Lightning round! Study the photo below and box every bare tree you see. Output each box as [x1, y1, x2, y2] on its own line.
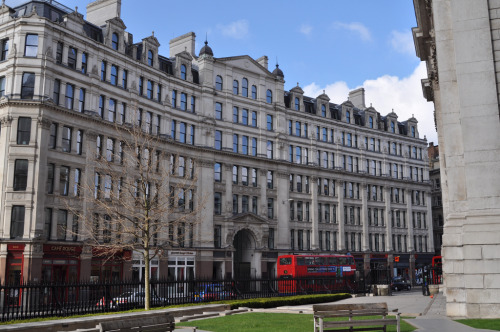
[71, 119, 204, 310]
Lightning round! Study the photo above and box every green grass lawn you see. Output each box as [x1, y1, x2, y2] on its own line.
[457, 319, 500, 331]
[177, 313, 417, 332]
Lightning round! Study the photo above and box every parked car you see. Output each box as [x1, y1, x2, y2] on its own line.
[97, 291, 167, 309]
[192, 283, 236, 302]
[391, 277, 411, 291]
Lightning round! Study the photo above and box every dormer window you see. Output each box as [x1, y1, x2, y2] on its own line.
[346, 110, 350, 123]
[295, 97, 300, 111]
[321, 105, 326, 117]
[148, 50, 154, 66]
[181, 64, 187, 80]
[411, 126, 415, 137]
[369, 116, 373, 128]
[266, 89, 273, 103]
[215, 75, 223, 90]
[233, 80, 239, 95]
[242, 78, 248, 97]
[390, 121, 395, 133]
[112, 33, 119, 50]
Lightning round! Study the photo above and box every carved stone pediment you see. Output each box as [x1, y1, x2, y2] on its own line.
[229, 212, 268, 224]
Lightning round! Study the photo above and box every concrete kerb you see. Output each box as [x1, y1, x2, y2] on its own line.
[0, 304, 228, 332]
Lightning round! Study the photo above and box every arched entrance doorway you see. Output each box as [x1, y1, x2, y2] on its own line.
[233, 229, 256, 279]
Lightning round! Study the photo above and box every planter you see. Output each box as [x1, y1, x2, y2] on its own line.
[429, 285, 439, 295]
[377, 284, 390, 296]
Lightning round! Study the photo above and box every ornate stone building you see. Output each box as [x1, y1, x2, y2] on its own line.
[0, 0, 432, 286]
[414, 0, 500, 318]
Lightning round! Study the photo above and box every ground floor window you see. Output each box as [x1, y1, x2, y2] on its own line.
[91, 260, 121, 282]
[132, 257, 159, 281]
[167, 256, 195, 281]
[42, 258, 78, 283]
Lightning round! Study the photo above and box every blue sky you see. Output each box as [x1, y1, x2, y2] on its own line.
[8, 0, 437, 143]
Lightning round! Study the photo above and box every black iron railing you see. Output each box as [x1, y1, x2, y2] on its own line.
[0, 276, 367, 322]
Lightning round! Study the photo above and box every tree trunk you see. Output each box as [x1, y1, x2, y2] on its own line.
[144, 248, 150, 310]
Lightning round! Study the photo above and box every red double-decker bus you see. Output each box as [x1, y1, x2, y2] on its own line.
[277, 254, 356, 294]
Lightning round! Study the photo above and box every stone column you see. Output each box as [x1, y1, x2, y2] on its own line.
[311, 176, 318, 250]
[406, 190, 415, 252]
[197, 160, 215, 247]
[259, 170, 267, 219]
[276, 172, 290, 248]
[361, 184, 369, 251]
[336, 180, 345, 250]
[224, 164, 233, 217]
[384, 187, 393, 251]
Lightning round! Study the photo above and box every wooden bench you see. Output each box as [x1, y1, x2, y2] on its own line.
[98, 315, 176, 332]
[62, 314, 198, 332]
[313, 303, 400, 332]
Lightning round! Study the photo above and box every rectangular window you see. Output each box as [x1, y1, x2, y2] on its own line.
[67, 47, 77, 69]
[251, 111, 257, 127]
[241, 167, 248, 186]
[233, 134, 238, 153]
[47, 163, 55, 194]
[267, 170, 273, 189]
[242, 109, 248, 125]
[78, 88, 85, 112]
[215, 102, 222, 120]
[24, 34, 38, 57]
[101, 61, 107, 81]
[267, 140, 273, 159]
[122, 69, 128, 88]
[98, 95, 105, 118]
[10, 206, 25, 239]
[17, 117, 31, 145]
[147, 80, 154, 99]
[214, 192, 222, 215]
[251, 138, 257, 156]
[56, 42, 63, 64]
[214, 225, 221, 248]
[267, 198, 274, 219]
[118, 103, 126, 124]
[44, 208, 52, 240]
[76, 130, 83, 155]
[252, 196, 258, 214]
[74, 168, 81, 196]
[61, 126, 72, 152]
[233, 106, 239, 123]
[13, 159, 28, 191]
[232, 194, 238, 214]
[108, 99, 116, 122]
[190, 95, 195, 112]
[1, 38, 9, 61]
[21, 72, 35, 99]
[65, 84, 74, 109]
[266, 114, 273, 131]
[57, 209, 67, 240]
[268, 228, 274, 249]
[81, 52, 87, 74]
[53, 79, 60, 105]
[242, 136, 248, 155]
[60, 166, 70, 196]
[106, 138, 114, 162]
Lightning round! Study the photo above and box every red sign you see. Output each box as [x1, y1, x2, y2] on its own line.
[7, 244, 25, 251]
[43, 245, 82, 255]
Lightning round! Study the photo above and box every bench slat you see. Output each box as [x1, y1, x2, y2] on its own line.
[314, 310, 388, 318]
[313, 303, 388, 311]
[323, 318, 398, 327]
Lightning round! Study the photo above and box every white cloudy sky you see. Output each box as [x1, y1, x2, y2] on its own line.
[5, 0, 437, 143]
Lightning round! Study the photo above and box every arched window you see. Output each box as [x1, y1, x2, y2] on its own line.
[180, 64, 186, 80]
[147, 50, 154, 66]
[251, 85, 257, 99]
[321, 104, 326, 117]
[266, 89, 272, 103]
[295, 97, 300, 110]
[112, 33, 119, 50]
[346, 110, 350, 123]
[215, 75, 223, 91]
[242, 78, 248, 97]
[411, 126, 415, 137]
[233, 80, 239, 95]
[390, 121, 395, 133]
[369, 116, 373, 128]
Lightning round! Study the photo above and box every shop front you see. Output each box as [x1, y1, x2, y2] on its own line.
[41, 245, 81, 283]
[5, 244, 25, 307]
[167, 251, 195, 298]
[131, 251, 159, 281]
